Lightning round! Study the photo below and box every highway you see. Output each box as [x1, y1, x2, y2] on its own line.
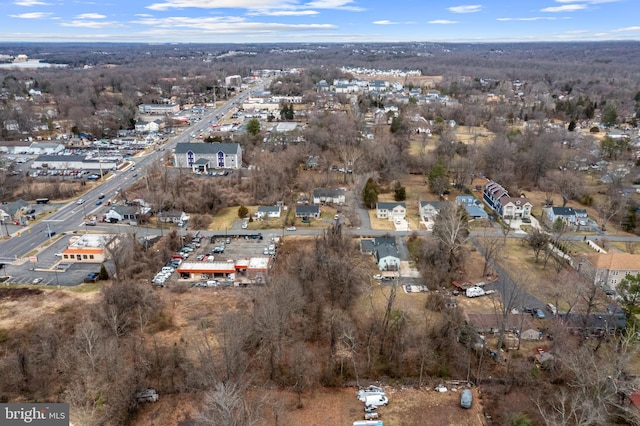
[0, 79, 267, 263]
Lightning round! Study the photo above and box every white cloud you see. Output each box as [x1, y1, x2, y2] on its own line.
[373, 20, 397, 25]
[429, 19, 459, 24]
[497, 16, 564, 21]
[132, 16, 336, 34]
[248, 10, 319, 16]
[448, 5, 482, 13]
[75, 13, 106, 19]
[147, 0, 297, 12]
[61, 20, 126, 28]
[555, 0, 620, 3]
[14, 0, 50, 5]
[146, 0, 363, 13]
[303, 0, 363, 11]
[541, 4, 587, 12]
[9, 12, 53, 18]
[612, 26, 640, 32]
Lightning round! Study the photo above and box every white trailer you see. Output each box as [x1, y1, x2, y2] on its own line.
[466, 286, 486, 298]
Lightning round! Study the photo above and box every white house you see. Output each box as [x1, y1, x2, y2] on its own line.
[295, 205, 320, 218]
[376, 202, 406, 221]
[419, 200, 444, 230]
[256, 205, 281, 219]
[313, 188, 346, 205]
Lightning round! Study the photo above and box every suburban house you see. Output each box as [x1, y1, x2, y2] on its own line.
[173, 142, 242, 171]
[419, 200, 444, 230]
[256, 205, 281, 219]
[360, 237, 400, 271]
[59, 234, 116, 263]
[483, 180, 532, 221]
[313, 188, 346, 205]
[455, 196, 489, 220]
[376, 202, 406, 221]
[575, 209, 589, 226]
[583, 253, 640, 292]
[295, 205, 321, 219]
[157, 210, 187, 224]
[544, 206, 590, 228]
[105, 205, 150, 222]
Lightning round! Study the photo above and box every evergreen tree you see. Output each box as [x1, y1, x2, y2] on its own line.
[246, 118, 261, 136]
[363, 178, 379, 209]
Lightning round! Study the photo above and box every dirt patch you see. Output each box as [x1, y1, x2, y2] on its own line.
[0, 287, 43, 300]
[0, 287, 99, 331]
[133, 386, 487, 426]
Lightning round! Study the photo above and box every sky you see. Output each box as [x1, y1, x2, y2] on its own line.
[2, 0, 640, 44]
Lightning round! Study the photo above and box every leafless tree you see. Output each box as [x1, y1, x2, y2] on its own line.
[432, 203, 470, 275]
[194, 381, 262, 426]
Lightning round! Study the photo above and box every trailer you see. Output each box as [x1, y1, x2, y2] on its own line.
[466, 286, 486, 298]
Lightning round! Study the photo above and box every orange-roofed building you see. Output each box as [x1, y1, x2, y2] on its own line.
[60, 234, 116, 263]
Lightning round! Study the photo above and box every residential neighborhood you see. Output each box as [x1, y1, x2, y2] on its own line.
[1, 41, 640, 426]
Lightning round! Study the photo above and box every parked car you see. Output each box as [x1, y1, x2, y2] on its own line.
[286, 226, 297, 231]
[535, 308, 546, 319]
[32, 277, 43, 284]
[84, 272, 99, 283]
[373, 274, 383, 280]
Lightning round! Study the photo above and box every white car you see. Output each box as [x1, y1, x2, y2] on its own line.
[373, 274, 383, 280]
[76, 198, 85, 205]
[286, 226, 296, 231]
[32, 277, 43, 284]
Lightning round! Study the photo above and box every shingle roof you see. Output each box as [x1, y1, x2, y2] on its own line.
[588, 253, 640, 271]
[314, 188, 345, 198]
[174, 142, 239, 155]
[376, 202, 406, 210]
[551, 207, 575, 216]
[296, 205, 320, 214]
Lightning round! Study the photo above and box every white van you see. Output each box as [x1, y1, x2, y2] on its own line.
[363, 394, 388, 407]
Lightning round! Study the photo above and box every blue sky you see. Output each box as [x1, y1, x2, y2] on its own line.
[3, 0, 640, 43]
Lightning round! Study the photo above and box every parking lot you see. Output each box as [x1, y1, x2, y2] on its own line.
[153, 233, 277, 287]
[2, 234, 103, 286]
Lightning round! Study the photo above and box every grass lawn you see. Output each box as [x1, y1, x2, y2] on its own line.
[207, 206, 240, 230]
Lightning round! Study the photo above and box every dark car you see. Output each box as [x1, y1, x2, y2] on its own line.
[84, 272, 99, 283]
